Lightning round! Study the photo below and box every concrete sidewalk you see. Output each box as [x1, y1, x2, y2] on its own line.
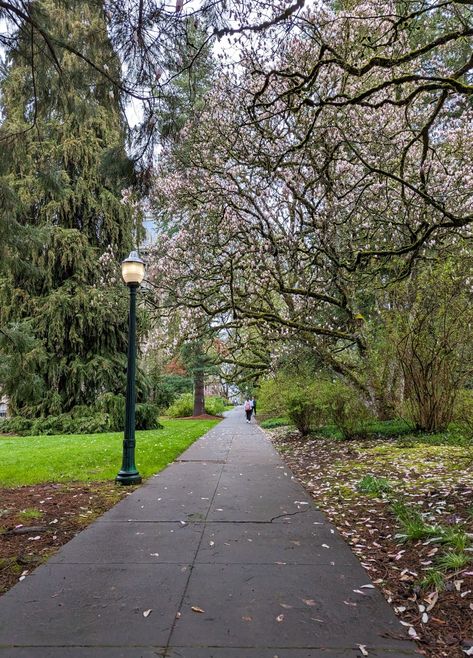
[0, 408, 418, 657]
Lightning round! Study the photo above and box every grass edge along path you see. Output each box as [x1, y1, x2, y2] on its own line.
[0, 418, 220, 487]
[0, 418, 219, 596]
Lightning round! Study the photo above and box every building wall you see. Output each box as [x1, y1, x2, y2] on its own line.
[0, 395, 9, 418]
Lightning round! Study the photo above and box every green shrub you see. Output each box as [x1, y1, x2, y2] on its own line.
[0, 400, 162, 436]
[150, 374, 193, 409]
[135, 403, 162, 430]
[286, 389, 327, 435]
[167, 393, 226, 418]
[258, 376, 295, 418]
[259, 374, 373, 437]
[0, 412, 111, 436]
[167, 393, 194, 418]
[96, 393, 125, 431]
[205, 396, 226, 415]
[28, 412, 111, 435]
[0, 416, 34, 435]
[64, 413, 111, 434]
[323, 380, 373, 440]
[454, 389, 473, 438]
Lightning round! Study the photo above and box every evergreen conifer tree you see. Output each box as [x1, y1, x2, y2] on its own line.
[0, 0, 142, 417]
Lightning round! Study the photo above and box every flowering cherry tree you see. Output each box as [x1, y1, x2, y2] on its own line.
[148, 0, 472, 412]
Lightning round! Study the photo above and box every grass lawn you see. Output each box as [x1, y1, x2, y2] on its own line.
[0, 418, 220, 487]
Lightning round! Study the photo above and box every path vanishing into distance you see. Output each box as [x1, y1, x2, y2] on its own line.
[0, 408, 419, 657]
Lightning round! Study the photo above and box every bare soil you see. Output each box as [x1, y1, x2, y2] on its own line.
[180, 414, 223, 420]
[0, 482, 129, 596]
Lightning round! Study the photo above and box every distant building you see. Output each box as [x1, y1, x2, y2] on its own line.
[140, 214, 157, 258]
[0, 395, 8, 418]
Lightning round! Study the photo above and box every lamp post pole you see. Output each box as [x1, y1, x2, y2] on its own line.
[116, 252, 144, 486]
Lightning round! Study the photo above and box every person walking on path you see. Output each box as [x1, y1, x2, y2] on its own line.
[251, 397, 257, 416]
[244, 397, 252, 422]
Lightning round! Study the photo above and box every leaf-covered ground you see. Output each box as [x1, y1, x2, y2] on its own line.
[267, 427, 473, 658]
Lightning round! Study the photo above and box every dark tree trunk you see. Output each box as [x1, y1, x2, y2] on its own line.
[193, 371, 205, 416]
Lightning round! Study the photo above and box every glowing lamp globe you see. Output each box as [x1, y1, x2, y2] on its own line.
[121, 251, 145, 285]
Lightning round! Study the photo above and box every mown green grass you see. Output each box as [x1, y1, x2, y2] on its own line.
[0, 419, 219, 487]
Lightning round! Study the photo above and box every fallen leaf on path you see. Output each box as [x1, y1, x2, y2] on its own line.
[143, 609, 152, 618]
[302, 599, 316, 606]
[276, 614, 284, 622]
[191, 606, 205, 613]
[357, 645, 369, 656]
[242, 616, 252, 622]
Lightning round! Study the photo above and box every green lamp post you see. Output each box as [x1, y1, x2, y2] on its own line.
[116, 251, 145, 486]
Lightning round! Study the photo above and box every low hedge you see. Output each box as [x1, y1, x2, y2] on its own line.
[167, 393, 227, 418]
[0, 398, 163, 436]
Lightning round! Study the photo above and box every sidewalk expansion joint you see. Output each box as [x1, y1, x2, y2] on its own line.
[163, 645, 418, 654]
[174, 459, 226, 464]
[103, 512, 310, 525]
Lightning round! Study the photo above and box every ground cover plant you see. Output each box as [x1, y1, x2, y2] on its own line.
[0, 418, 219, 595]
[265, 422, 473, 658]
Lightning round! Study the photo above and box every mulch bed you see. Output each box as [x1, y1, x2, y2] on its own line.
[266, 428, 473, 658]
[177, 414, 223, 420]
[0, 482, 129, 596]
[189, 414, 223, 420]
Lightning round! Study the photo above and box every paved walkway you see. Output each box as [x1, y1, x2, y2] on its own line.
[0, 408, 418, 657]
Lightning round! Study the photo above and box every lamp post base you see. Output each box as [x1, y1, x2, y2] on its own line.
[115, 471, 142, 486]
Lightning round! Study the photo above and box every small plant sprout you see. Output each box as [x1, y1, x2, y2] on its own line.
[436, 552, 471, 572]
[357, 475, 393, 496]
[419, 569, 445, 591]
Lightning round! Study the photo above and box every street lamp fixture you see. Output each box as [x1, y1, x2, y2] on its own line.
[116, 251, 145, 486]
